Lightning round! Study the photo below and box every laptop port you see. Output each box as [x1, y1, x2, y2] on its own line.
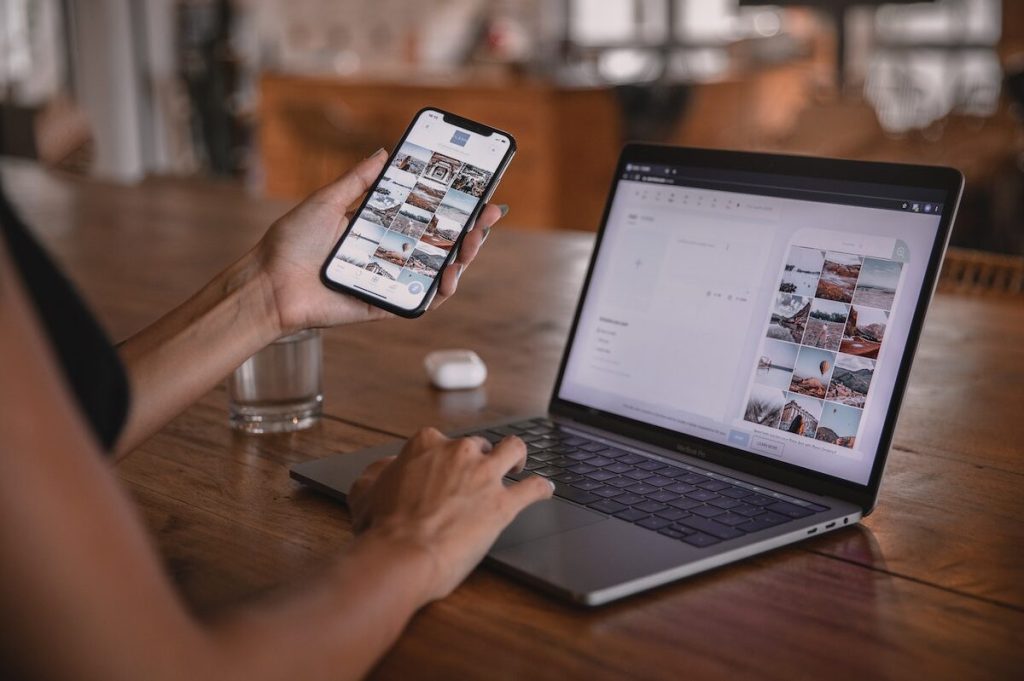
[826, 522, 836, 529]
[807, 528, 818, 535]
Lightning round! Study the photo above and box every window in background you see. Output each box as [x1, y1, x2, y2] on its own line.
[671, 0, 738, 81]
[563, 0, 790, 84]
[253, 0, 506, 76]
[569, 0, 670, 46]
[864, 0, 1002, 133]
[0, 0, 64, 104]
[675, 0, 737, 42]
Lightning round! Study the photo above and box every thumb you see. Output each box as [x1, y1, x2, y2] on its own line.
[313, 148, 389, 210]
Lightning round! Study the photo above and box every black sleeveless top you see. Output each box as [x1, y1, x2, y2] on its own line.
[0, 181, 129, 451]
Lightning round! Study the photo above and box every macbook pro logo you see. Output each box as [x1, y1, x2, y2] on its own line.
[451, 130, 470, 147]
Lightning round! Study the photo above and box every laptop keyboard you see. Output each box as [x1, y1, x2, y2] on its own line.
[471, 418, 828, 549]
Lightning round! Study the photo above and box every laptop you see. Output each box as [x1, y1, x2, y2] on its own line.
[292, 145, 963, 606]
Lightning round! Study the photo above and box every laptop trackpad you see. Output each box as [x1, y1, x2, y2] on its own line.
[491, 498, 606, 551]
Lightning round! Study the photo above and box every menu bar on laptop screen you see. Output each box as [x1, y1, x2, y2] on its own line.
[557, 163, 946, 485]
[623, 162, 946, 216]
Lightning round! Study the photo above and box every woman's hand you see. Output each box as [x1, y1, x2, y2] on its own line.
[346, 428, 554, 604]
[255, 149, 505, 335]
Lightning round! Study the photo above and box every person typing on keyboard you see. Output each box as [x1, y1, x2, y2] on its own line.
[0, 154, 552, 681]
[472, 419, 819, 548]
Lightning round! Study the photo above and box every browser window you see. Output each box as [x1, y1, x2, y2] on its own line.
[558, 164, 946, 485]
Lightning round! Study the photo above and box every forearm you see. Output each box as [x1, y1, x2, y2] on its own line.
[3, 242, 435, 681]
[208, 531, 434, 681]
[111, 150, 498, 457]
[114, 248, 282, 456]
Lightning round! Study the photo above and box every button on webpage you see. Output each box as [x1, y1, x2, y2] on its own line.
[728, 430, 750, 447]
[750, 436, 785, 457]
[407, 281, 424, 295]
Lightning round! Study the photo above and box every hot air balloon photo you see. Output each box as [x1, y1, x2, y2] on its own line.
[789, 346, 837, 399]
[368, 230, 420, 280]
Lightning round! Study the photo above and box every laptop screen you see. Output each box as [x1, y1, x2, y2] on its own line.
[557, 161, 948, 486]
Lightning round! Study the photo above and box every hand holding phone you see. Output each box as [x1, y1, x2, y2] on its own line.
[321, 108, 516, 318]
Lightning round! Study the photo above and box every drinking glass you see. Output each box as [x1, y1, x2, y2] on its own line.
[228, 329, 323, 433]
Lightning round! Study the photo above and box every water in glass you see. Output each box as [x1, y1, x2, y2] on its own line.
[228, 329, 323, 433]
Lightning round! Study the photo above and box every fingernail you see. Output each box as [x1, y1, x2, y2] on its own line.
[482, 226, 491, 243]
[368, 147, 387, 160]
[497, 204, 510, 217]
[456, 264, 465, 281]
[546, 479, 556, 492]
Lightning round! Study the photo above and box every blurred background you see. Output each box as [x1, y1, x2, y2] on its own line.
[1, 0, 1022, 256]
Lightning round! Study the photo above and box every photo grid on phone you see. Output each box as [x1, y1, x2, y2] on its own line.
[334, 141, 494, 294]
[742, 244, 903, 450]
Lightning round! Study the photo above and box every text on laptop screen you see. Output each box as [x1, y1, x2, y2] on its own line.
[557, 163, 946, 485]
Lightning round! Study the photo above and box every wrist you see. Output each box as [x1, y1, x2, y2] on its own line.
[349, 524, 441, 609]
[227, 247, 288, 340]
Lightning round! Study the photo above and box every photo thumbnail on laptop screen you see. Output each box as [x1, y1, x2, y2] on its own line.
[558, 163, 946, 485]
[325, 110, 511, 310]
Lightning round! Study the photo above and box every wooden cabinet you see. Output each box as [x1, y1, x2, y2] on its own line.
[258, 74, 622, 230]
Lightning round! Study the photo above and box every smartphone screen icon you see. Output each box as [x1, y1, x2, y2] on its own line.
[321, 108, 515, 317]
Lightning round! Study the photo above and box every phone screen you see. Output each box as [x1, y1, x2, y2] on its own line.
[323, 109, 513, 312]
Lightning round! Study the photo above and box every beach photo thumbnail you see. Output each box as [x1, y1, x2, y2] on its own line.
[778, 392, 823, 438]
[779, 246, 825, 297]
[362, 177, 411, 226]
[755, 338, 799, 390]
[853, 257, 902, 310]
[350, 217, 386, 241]
[451, 164, 493, 198]
[803, 298, 850, 351]
[424, 151, 463, 185]
[839, 304, 888, 359]
[766, 292, 809, 344]
[826, 353, 875, 408]
[743, 384, 786, 429]
[392, 142, 431, 176]
[815, 403, 862, 449]
[816, 251, 862, 303]
[384, 164, 417, 189]
[789, 345, 836, 399]
[436, 187, 477, 224]
[334, 218, 385, 268]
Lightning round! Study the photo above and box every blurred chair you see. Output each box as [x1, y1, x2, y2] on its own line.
[0, 95, 93, 172]
[276, 101, 387, 192]
[613, 83, 691, 142]
[938, 247, 1024, 295]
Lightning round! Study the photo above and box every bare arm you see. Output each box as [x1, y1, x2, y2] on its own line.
[114, 149, 502, 457]
[113, 244, 280, 458]
[0, 238, 549, 681]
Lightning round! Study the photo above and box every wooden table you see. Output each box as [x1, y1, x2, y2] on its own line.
[4, 160, 1022, 679]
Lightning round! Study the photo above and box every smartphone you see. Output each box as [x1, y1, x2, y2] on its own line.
[320, 108, 516, 318]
